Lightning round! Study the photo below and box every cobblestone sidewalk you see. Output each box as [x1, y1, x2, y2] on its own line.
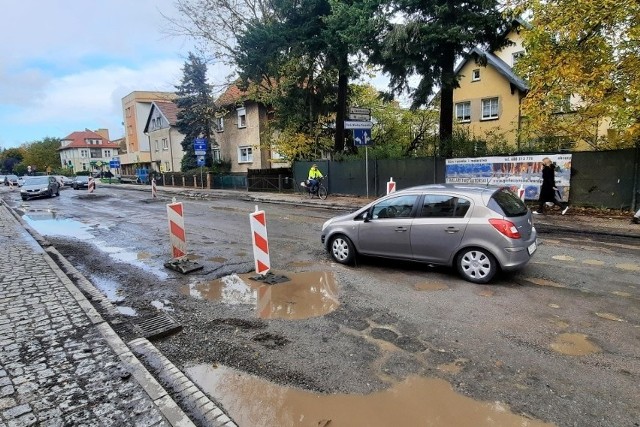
[0, 203, 194, 427]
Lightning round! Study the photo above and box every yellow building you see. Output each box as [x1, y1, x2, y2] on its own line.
[453, 20, 614, 152]
[452, 22, 529, 151]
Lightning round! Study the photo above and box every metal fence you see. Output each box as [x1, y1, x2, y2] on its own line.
[293, 148, 640, 211]
[156, 148, 640, 211]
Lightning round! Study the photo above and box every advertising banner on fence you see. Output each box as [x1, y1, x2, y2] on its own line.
[445, 154, 572, 201]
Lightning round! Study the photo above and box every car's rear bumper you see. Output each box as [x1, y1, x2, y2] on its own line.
[498, 232, 538, 271]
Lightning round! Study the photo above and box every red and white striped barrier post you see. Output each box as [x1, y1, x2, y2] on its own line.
[167, 201, 187, 258]
[249, 205, 270, 275]
[88, 177, 95, 193]
[518, 184, 525, 201]
[151, 178, 157, 198]
[386, 177, 396, 195]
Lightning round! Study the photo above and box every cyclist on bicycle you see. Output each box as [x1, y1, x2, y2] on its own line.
[307, 164, 324, 194]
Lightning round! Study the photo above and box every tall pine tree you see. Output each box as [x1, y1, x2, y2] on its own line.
[175, 53, 215, 171]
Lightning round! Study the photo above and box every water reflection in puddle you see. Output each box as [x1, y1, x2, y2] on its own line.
[180, 271, 339, 320]
[91, 275, 125, 303]
[21, 211, 168, 278]
[23, 211, 94, 240]
[186, 364, 554, 427]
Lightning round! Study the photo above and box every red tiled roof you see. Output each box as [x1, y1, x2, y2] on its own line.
[153, 101, 179, 125]
[59, 130, 120, 150]
[215, 84, 250, 107]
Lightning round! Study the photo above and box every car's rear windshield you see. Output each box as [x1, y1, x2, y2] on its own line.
[488, 188, 528, 217]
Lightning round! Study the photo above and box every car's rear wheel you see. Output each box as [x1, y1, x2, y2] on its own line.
[329, 234, 355, 265]
[456, 247, 497, 284]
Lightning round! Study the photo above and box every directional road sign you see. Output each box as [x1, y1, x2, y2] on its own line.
[349, 107, 371, 115]
[344, 120, 373, 130]
[353, 129, 373, 146]
[193, 138, 207, 156]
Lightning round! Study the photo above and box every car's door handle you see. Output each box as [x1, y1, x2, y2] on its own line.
[445, 227, 460, 233]
[395, 227, 408, 232]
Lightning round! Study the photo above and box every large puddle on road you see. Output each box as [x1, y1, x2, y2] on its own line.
[180, 271, 339, 320]
[21, 210, 168, 278]
[22, 210, 95, 240]
[185, 364, 554, 427]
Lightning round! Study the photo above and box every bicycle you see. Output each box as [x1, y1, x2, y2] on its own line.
[300, 176, 328, 200]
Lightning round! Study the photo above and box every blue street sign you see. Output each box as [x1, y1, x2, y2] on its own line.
[353, 129, 373, 146]
[194, 138, 207, 155]
[109, 159, 120, 168]
[196, 155, 205, 166]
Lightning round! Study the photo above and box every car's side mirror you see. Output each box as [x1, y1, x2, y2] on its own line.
[362, 211, 370, 222]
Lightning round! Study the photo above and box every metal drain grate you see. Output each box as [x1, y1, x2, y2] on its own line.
[132, 313, 182, 339]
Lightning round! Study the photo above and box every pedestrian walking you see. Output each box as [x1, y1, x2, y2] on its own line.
[533, 157, 569, 215]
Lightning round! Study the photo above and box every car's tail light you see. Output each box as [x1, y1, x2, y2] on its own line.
[488, 218, 521, 239]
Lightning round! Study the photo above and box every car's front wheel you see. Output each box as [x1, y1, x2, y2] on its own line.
[329, 234, 355, 265]
[456, 247, 497, 284]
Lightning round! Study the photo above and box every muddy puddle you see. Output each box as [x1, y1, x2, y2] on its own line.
[180, 271, 339, 320]
[550, 333, 601, 356]
[186, 364, 554, 427]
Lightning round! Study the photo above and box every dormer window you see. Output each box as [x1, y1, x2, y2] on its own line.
[215, 116, 224, 132]
[472, 69, 481, 81]
[512, 51, 525, 66]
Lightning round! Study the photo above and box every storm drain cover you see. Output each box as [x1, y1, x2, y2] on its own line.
[249, 272, 290, 285]
[164, 258, 204, 274]
[132, 313, 182, 339]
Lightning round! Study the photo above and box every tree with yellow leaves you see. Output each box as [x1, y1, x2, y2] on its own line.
[509, 0, 640, 149]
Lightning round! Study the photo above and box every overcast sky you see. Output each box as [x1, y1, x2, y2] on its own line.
[0, 0, 399, 150]
[0, 0, 232, 149]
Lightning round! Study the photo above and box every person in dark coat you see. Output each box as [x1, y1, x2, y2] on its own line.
[534, 157, 569, 215]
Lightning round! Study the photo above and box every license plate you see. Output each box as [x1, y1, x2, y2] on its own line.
[527, 241, 537, 255]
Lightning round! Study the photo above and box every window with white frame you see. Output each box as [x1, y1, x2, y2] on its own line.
[164, 161, 171, 172]
[238, 146, 253, 163]
[455, 102, 471, 122]
[212, 148, 221, 163]
[80, 150, 88, 158]
[237, 107, 246, 128]
[472, 69, 481, 81]
[162, 138, 169, 150]
[553, 95, 572, 113]
[154, 140, 159, 152]
[215, 116, 224, 132]
[481, 97, 499, 120]
[104, 150, 111, 158]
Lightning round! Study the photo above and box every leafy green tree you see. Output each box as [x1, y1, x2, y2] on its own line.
[235, 0, 380, 154]
[21, 137, 62, 173]
[0, 148, 24, 173]
[509, 0, 640, 149]
[347, 84, 439, 159]
[175, 53, 216, 171]
[367, 0, 511, 156]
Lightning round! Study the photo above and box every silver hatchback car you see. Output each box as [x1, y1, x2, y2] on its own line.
[321, 184, 538, 284]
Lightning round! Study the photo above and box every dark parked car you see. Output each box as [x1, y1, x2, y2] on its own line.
[20, 176, 60, 201]
[72, 176, 91, 190]
[321, 184, 538, 284]
[4, 174, 19, 186]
